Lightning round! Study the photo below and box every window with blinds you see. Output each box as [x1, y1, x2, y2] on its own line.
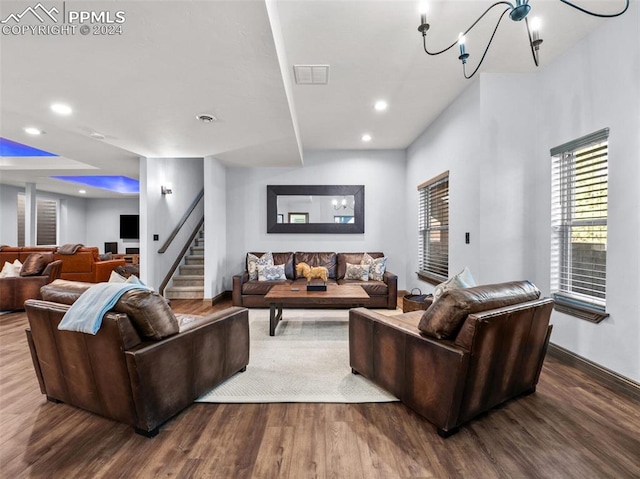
[418, 171, 449, 283]
[16, 194, 58, 246]
[550, 128, 609, 321]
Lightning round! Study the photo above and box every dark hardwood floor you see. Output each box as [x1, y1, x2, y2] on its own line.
[1, 299, 638, 478]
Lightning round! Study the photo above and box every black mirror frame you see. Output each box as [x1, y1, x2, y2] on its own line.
[267, 185, 365, 234]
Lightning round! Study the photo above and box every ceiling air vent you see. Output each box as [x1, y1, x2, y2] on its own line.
[293, 65, 329, 85]
[196, 113, 217, 123]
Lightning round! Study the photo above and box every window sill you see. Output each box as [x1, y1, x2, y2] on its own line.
[416, 271, 446, 286]
[553, 299, 609, 323]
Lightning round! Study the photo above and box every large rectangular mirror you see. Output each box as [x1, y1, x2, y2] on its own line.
[267, 185, 365, 234]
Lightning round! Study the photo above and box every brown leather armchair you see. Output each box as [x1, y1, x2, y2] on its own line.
[349, 281, 553, 437]
[25, 280, 250, 436]
[0, 254, 62, 311]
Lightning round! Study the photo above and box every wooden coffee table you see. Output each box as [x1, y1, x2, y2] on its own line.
[264, 283, 370, 336]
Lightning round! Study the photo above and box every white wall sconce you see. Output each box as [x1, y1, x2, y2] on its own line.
[161, 183, 173, 195]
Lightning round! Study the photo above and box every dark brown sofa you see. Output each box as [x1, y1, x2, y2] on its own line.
[0, 253, 62, 311]
[349, 281, 553, 437]
[232, 252, 397, 309]
[25, 280, 250, 437]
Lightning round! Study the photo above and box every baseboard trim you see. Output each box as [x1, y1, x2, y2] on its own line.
[547, 343, 640, 401]
[211, 290, 231, 306]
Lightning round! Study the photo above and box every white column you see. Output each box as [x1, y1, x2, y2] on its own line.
[204, 156, 226, 300]
[25, 182, 37, 246]
[139, 157, 150, 285]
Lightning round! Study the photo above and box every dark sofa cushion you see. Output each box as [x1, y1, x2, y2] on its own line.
[418, 281, 541, 339]
[294, 252, 337, 279]
[41, 279, 93, 304]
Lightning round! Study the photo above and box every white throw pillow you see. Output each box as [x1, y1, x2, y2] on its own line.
[109, 270, 127, 283]
[345, 262, 370, 281]
[257, 263, 286, 281]
[247, 252, 274, 281]
[361, 253, 387, 281]
[433, 266, 476, 300]
[0, 261, 19, 278]
[0, 260, 22, 278]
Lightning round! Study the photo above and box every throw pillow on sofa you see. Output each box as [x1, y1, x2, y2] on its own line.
[257, 263, 286, 281]
[109, 270, 127, 283]
[247, 252, 274, 281]
[115, 289, 179, 340]
[20, 253, 49, 276]
[345, 263, 370, 281]
[0, 259, 23, 278]
[1, 260, 21, 278]
[418, 280, 541, 339]
[433, 266, 476, 300]
[362, 253, 387, 281]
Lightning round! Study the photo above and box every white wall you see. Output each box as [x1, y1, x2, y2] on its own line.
[56, 195, 87, 245]
[85, 198, 140, 253]
[140, 157, 204, 290]
[225, 149, 407, 290]
[406, 81, 483, 287]
[531, 4, 640, 382]
[0, 183, 87, 246]
[405, 3, 640, 382]
[0, 184, 21, 245]
[204, 157, 227, 300]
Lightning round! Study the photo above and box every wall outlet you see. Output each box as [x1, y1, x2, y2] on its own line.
[153, 234, 159, 241]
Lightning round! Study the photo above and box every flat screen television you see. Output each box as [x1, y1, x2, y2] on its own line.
[120, 215, 139, 239]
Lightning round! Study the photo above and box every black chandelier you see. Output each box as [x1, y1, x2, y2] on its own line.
[418, 0, 630, 79]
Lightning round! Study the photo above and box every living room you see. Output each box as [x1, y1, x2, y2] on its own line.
[0, 1, 638, 477]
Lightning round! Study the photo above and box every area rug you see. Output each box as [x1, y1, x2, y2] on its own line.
[196, 308, 399, 403]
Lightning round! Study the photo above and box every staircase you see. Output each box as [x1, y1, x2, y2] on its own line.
[164, 228, 204, 300]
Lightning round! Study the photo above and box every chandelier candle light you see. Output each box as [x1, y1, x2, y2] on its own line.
[418, 0, 630, 79]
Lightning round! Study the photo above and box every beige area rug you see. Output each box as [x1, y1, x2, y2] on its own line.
[196, 308, 400, 404]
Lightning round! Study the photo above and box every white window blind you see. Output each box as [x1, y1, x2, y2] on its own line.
[17, 194, 58, 246]
[418, 171, 449, 281]
[550, 128, 608, 313]
[36, 198, 58, 245]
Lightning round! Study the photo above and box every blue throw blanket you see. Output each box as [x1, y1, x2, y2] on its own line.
[58, 282, 150, 335]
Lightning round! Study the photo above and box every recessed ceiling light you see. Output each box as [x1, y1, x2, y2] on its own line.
[51, 103, 72, 115]
[79, 189, 86, 194]
[361, 134, 372, 142]
[90, 132, 105, 140]
[196, 113, 217, 123]
[24, 127, 44, 135]
[374, 100, 388, 111]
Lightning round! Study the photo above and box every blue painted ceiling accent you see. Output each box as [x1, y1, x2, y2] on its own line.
[0, 137, 58, 157]
[51, 176, 140, 194]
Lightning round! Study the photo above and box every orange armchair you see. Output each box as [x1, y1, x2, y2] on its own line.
[54, 247, 125, 282]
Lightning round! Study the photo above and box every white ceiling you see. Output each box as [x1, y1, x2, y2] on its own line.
[0, 0, 616, 197]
